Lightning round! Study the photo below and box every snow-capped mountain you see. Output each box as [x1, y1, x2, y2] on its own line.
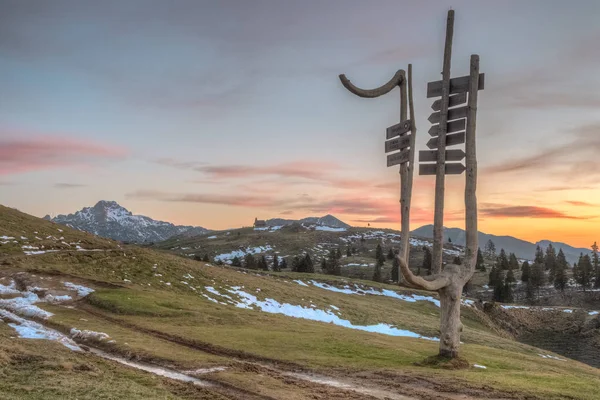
[265, 214, 350, 229]
[44, 201, 207, 243]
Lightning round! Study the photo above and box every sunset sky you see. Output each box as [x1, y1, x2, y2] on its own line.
[1, 0, 599, 248]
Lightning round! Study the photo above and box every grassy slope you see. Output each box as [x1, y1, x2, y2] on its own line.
[1, 205, 600, 399]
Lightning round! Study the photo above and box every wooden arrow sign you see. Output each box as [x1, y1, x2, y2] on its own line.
[426, 132, 465, 149]
[428, 106, 468, 124]
[387, 149, 410, 167]
[428, 119, 465, 136]
[419, 149, 465, 163]
[431, 93, 466, 111]
[385, 134, 411, 153]
[386, 120, 411, 139]
[427, 73, 485, 98]
[419, 163, 466, 175]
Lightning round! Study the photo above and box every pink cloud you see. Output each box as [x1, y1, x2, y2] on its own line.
[0, 134, 127, 175]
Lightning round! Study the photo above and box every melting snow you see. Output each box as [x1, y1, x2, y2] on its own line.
[294, 280, 309, 287]
[205, 286, 438, 341]
[0, 291, 54, 319]
[473, 364, 487, 369]
[214, 245, 273, 263]
[207, 236, 217, 239]
[0, 281, 21, 295]
[539, 354, 566, 361]
[63, 282, 95, 297]
[70, 328, 111, 342]
[314, 226, 347, 232]
[589, 311, 599, 316]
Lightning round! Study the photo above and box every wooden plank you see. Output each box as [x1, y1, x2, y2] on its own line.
[385, 134, 411, 153]
[431, 93, 466, 111]
[387, 149, 410, 167]
[428, 119, 465, 136]
[426, 132, 465, 149]
[419, 149, 465, 163]
[427, 73, 485, 98]
[419, 162, 466, 175]
[428, 106, 467, 124]
[386, 120, 411, 139]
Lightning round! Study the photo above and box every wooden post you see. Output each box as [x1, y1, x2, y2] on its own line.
[399, 71, 409, 269]
[432, 10, 455, 274]
[462, 54, 479, 283]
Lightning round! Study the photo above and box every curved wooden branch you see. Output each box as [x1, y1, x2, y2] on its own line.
[397, 255, 450, 291]
[339, 70, 405, 98]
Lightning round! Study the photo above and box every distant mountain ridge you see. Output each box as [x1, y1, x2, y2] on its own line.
[265, 214, 350, 229]
[44, 201, 207, 243]
[411, 224, 591, 264]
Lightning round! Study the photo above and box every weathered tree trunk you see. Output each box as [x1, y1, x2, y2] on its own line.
[438, 269, 464, 357]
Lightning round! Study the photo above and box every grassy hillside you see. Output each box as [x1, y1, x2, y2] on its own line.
[1, 205, 600, 399]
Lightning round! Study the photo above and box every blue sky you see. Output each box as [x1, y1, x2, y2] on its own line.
[1, 0, 599, 246]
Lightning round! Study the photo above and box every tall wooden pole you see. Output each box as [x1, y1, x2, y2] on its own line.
[399, 71, 409, 268]
[462, 54, 479, 283]
[432, 10, 455, 274]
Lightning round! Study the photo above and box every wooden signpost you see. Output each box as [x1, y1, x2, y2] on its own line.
[428, 119, 465, 136]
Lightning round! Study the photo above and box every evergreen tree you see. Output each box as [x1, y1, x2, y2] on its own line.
[553, 249, 568, 292]
[291, 255, 302, 272]
[525, 279, 535, 303]
[489, 265, 500, 287]
[508, 253, 519, 270]
[280, 258, 287, 270]
[231, 256, 242, 267]
[259, 255, 269, 271]
[493, 270, 505, 302]
[304, 253, 314, 273]
[545, 244, 557, 284]
[346, 246, 352, 257]
[503, 278, 514, 303]
[506, 268, 516, 284]
[391, 256, 400, 282]
[272, 254, 280, 272]
[372, 262, 382, 282]
[498, 249, 509, 270]
[320, 258, 327, 273]
[422, 247, 432, 275]
[575, 253, 593, 291]
[325, 249, 341, 276]
[592, 242, 600, 288]
[476, 248, 485, 271]
[521, 261, 530, 283]
[375, 244, 385, 265]
[530, 262, 545, 298]
[202, 254, 210, 262]
[244, 254, 257, 270]
[534, 245, 544, 264]
[387, 248, 395, 260]
[484, 239, 496, 259]
[453, 256, 462, 265]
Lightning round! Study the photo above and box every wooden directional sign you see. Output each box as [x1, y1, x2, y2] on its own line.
[426, 132, 465, 149]
[428, 119, 465, 136]
[431, 93, 466, 111]
[386, 120, 411, 140]
[427, 73, 485, 98]
[385, 134, 411, 153]
[419, 163, 466, 175]
[419, 149, 465, 163]
[428, 106, 467, 124]
[387, 149, 410, 167]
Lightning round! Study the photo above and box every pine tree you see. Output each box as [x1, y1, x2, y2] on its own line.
[484, 239, 496, 259]
[387, 248, 395, 260]
[453, 256, 462, 265]
[525, 279, 535, 303]
[375, 244, 385, 265]
[489, 265, 500, 287]
[508, 253, 519, 270]
[534, 245, 544, 264]
[506, 268, 516, 284]
[422, 247, 432, 275]
[503, 279, 514, 303]
[498, 249, 509, 270]
[244, 254, 256, 270]
[280, 258, 287, 270]
[391, 256, 400, 282]
[592, 242, 600, 288]
[553, 249, 568, 292]
[325, 249, 341, 276]
[259, 255, 269, 271]
[575, 253, 593, 291]
[493, 270, 505, 301]
[346, 246, 352, 257]
[476, 248, 485, 271]
[521, 261, 530, 283]
[291, 255, 302, 272]
[320, 258, 327, 273]
[530, 262, 545, 298]
[304, 253, 314, 273]
[231, 256, 242, 267]
[545, 244, 557, 284]
[272, 254, 280, 272]
[202, 254, 210, 262]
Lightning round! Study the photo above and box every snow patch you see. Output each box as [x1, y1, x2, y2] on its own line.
[63, 282, 95, 297]
[293, 280, 309, 287]
[473, 364, 487, 369]
[70, 328, 111, 342]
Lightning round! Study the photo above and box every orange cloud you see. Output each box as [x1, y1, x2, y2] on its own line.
[480, 204, 590, 220]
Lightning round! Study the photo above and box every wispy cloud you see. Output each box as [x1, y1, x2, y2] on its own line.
[480, 203, 590, 220]
[565, 200, 598, 207]
[54, 183, 87, 189]
[0, 133, 127, 176]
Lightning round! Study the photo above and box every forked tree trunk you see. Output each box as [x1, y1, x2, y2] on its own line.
[438, 274, 463, 357]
